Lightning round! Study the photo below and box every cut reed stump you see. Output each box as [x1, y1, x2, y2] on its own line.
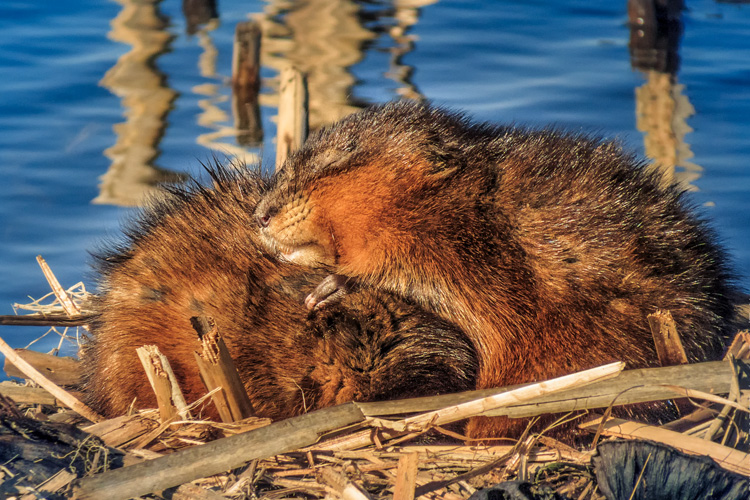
[393, 452, 419, 500]
[136, 345, 191, 423]
[191, 315, 255, 422]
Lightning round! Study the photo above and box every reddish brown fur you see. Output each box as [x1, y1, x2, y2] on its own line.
[81, 166, 477, 419]
[255, 102, 739, 438]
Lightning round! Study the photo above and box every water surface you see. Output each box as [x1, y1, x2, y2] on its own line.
[1, 0, 748, 362]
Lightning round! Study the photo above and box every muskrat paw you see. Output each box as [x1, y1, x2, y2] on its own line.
[305, 274, 354, 310]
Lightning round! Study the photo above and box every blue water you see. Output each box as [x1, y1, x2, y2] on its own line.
[1, 0, 749, 365]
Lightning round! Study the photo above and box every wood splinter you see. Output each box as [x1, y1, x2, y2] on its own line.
[393, 452, 419, 500]
[647, 309, 688, 366]
[191, 315, 255, 422]
[36, 254, 81, 317]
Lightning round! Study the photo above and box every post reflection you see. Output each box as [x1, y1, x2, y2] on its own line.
[628, 0, 702, 191]
[97, 0, 186, 207]
[97, 0, 436, 206]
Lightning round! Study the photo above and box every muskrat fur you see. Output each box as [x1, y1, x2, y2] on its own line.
[81, 165, 477, 420]
[255, 101, 739, 438]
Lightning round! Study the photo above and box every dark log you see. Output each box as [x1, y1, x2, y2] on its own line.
[0, 313, 93, 326]
[593, 439, 750, 500]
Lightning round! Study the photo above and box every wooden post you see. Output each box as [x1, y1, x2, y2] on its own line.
[182, 0, 218, 35]
[192, 316, 255, 422]
[275, 66, 308, 170]
[232, 20, 263, 146]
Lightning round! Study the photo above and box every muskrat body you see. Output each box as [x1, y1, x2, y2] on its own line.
[255, 102, 738, 438]
[82, 166, 477, 419]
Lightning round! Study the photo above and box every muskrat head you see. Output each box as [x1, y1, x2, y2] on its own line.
[255, 101, 476, 277]
[254, 142, 384, 272]
[255, 176, 334, 267]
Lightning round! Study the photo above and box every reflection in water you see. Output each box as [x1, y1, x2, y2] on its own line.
[232, 21, 264, 147]
[387, 0, 438, 101]
[257, 0, 433, 131]
[258, 0, 376, 130]
[628, 0, 702, 191]
[97, 0, 435, 206]
[192, 20, 261, 165]
[97, 0, 186, 206]
[182, 0, 218, 35]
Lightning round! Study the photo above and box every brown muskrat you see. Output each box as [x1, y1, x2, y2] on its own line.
[81, 165, 477, 420]
[254, 101, 739, 438]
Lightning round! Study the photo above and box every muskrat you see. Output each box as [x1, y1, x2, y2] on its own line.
[255, 101, 739, 438]
[81, 165, 477, 419]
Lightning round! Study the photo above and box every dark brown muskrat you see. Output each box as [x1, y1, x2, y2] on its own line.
[254, 101, 739, 438]
[81, 165, 477, 420]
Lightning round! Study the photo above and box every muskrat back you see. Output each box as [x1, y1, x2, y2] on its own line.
[255, 101, 739, 438]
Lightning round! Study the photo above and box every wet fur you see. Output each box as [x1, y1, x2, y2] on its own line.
[256, 101, 739, 438]
[81, 165, 477, 419]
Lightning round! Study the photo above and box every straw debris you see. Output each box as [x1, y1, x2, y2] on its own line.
[0, 260, 748, 499]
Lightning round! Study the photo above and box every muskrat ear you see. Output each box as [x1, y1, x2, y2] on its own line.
[422, 140, 463, 179]
[312, 148, 356, 174]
